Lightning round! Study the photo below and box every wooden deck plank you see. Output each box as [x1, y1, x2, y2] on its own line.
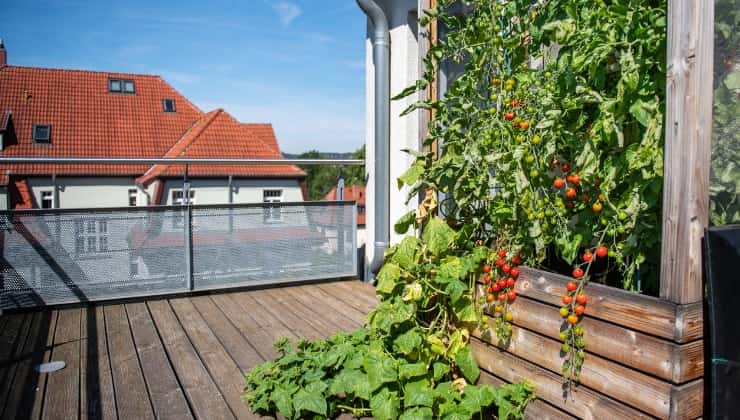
[0, 313, 27, 364]
[0, 313, 37, 416]
[208, 294, 282, 360]
[249, 290, 325, 340]
[262, 288, 342, 337]
[169, 297, 258, 419]
[297, 284, 367, 325]
[125, 302, 193, 419]
[41, 308, 82, 420]
[319, 281, 377, 314]
[326, 281, 378, 313]
[103, 304, 155, 420]
[286, 288, 357, 331]
[27, 310, 58, 420]
[147, 299, 235, 420]
[189, 295, 264, 373]
[79, 306, 117, 420]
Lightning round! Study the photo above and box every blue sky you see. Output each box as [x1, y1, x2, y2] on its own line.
[1, 0, 367, 154]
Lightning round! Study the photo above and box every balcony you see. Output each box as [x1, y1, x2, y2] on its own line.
[0, 280, 377, 419]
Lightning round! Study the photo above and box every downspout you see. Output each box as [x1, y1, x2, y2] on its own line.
[357, 0, 390, 276]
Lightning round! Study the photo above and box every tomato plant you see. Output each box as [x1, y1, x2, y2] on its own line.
[396, 0, 668, 389]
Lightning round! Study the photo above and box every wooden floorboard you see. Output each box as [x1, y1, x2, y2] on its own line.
[80, 306, 117, 420]
[42, 308, 82, 420]
[169, 297, 257, 419]
[126, 302, 193, 420]
[104, 304, 155, 420]
[147, 299, 235, 420]
[189, 295, 264, 374]
[0, 281, 376, 420]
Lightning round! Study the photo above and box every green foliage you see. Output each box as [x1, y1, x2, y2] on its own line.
[297, 146, 365, 201]
[396, 0, 668, 293]
[244, 217, 534, 419]
[710, 0, 740, 225]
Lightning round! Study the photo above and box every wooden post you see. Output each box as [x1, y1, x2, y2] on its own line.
[417, 0, 437, 158]
[660, 0, 714, 304]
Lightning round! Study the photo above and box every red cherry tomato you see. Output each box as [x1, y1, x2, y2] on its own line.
[573, 268, 584, 279]
[566, 281, 578, 292]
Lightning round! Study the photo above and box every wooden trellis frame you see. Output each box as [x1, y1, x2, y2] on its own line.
[416, 0, 714, 418]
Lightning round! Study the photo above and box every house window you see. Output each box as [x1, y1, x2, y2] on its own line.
[74, 219, 109, 254]
[171, 189, 195, 228]
[108, 78, 135, 94]
[163, 99, 176, 112]
[357, 205, 365, 215]
[171, 189, 195, 205]
[40, 191, 53, 209]
[33, 124, 51, 144]
[263, 189, 282, 223]
[128, 188, 138, 206]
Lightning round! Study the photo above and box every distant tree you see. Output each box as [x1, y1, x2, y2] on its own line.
[298, 145, 365, 201]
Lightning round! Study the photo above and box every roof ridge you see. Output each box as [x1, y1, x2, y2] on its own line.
[238, 121, 282, 155]
[0, 64, 163, 78]
[135, 109, 223, 185]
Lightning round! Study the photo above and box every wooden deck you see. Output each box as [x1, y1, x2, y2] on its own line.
[0, 280, 377, 420]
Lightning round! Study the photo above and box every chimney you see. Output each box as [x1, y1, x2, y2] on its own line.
[0, 39, 6, 66]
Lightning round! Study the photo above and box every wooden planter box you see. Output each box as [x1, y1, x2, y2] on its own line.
[473, 267, 704, 419]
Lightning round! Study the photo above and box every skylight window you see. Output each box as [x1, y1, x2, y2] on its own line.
[163, 99, 176, 112]
[33, 124, 51, 143]
[108, 79, 121, 92]
[108, 78, 135, 94]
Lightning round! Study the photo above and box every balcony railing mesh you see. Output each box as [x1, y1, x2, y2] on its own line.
[0, 201, 356, 309]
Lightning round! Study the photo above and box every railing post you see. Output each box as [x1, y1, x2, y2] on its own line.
[184, 165, 193, 291]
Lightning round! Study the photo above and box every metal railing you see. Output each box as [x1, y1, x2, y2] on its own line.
[0, 201, 357, 309]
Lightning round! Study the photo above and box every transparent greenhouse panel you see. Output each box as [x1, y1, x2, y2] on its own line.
[710, 0, 740, 226]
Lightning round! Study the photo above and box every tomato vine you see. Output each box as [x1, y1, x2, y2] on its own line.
[396, 0, 667, 387]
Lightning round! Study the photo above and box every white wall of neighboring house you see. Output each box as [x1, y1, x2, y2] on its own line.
[27, 177, 138, 208]
[364, 0, 423, 279]
[22, 176, 303, 209]
[0, 187, 7, 209]
[158, 178, 304, 205]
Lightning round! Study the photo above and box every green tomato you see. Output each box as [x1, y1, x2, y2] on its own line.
[530, 169, 539, 178]
[525, 155, 535, 164]
[618, 211, 628, 221]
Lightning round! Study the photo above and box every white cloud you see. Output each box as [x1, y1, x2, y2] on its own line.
[270, 1, 302, 27]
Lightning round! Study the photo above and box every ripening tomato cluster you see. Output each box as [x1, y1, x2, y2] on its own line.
[550, 162, 605, 214]
[483, 249, 523, 340]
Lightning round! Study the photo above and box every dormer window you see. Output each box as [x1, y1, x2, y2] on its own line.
[109, 78, 135, 94]
[163, 99, 176, 112]
[33, 124, 51, 144]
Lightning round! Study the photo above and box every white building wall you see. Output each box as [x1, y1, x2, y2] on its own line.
[27, 177, 137, 208]
[24, 176, 303, 209]
[364, 0, 422, 279]
[159, 178, 303, 205]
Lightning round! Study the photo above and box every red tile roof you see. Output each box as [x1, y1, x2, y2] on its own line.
[325, 185, 366, 226]
[0, 65, 304, 184]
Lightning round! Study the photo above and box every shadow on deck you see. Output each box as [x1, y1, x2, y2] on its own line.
[0, 280, 377, 420]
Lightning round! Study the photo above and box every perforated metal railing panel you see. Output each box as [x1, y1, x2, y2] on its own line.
[0, 202, 357, 309]
[191, 203, 356, 289]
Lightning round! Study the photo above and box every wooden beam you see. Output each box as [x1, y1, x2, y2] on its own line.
[660, 0, 714, 304]
[510, 267, 702, 343]
[478, 289, 704, 383]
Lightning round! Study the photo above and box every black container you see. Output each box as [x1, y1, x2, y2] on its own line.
[704, 225, 740, 419]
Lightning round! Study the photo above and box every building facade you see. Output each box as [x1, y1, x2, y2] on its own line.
[0, 42, 305, 210]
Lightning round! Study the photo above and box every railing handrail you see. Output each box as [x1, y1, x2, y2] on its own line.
[0, 157, 364, 165]
[0, 200, 358, 215]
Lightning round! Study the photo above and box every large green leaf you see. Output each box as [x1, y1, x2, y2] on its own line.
[404, 378, 435, 408]
[293, 388, 326, 417]
[399, 362, 429, 380]
[364, 352, 397, 392]
[455, 346, 480, 383]
[370, 387, 401, 420]
[422, 217, 456, 257]
[400, 407, 434, 420]
[391, 236, 421, 268]
[376, 263, 401, 295]
[393, 328, 423, 355]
